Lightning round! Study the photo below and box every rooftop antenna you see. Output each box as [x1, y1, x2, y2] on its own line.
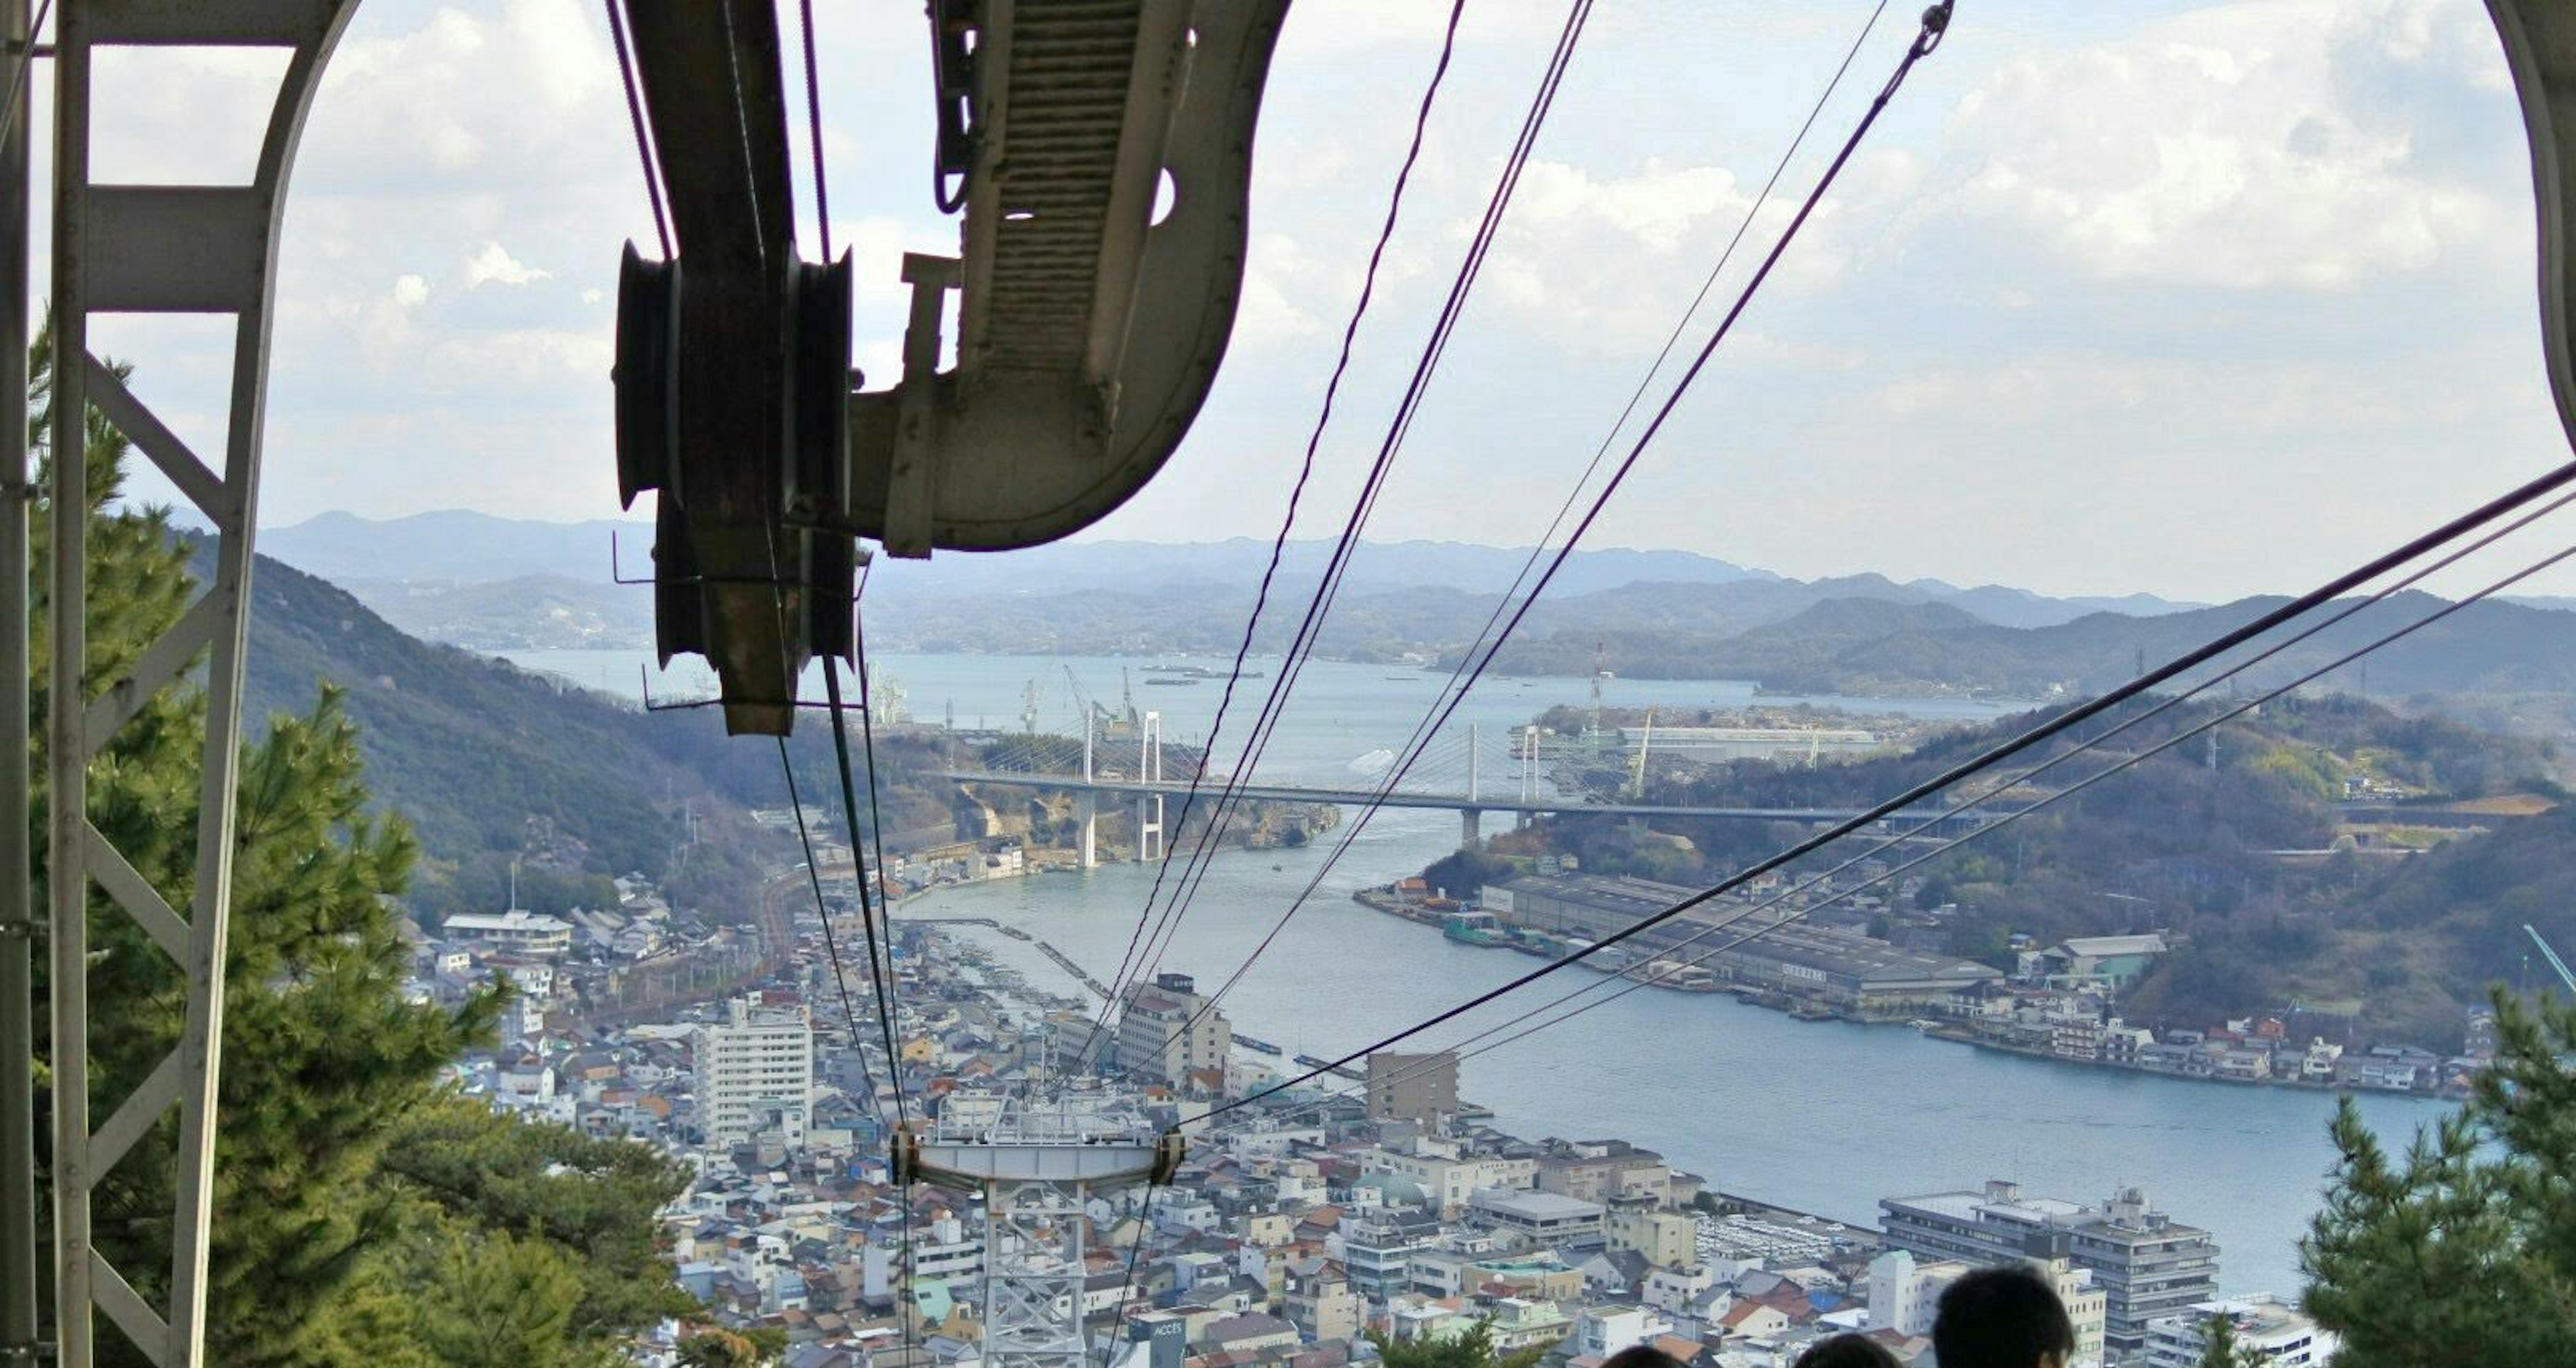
[508, 858, 520, 913]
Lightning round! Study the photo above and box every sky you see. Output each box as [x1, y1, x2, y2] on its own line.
[47, 0, 2576, 602]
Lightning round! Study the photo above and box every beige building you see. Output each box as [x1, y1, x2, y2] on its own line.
[1607, 1204, 1699, 1270]
[1366, 1050, 1459, 1125]
[1286, 1277, 1362, 1343]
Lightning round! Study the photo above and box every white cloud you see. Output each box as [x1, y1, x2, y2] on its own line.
[464, 240, 551, 287]
[1947, 0, 2513, 291]
[392, 274, 431, 308]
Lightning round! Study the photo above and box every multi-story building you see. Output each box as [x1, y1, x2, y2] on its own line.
[1366, 1050, 1459, 1126]
[696, 997, 814, 1149]
[1115, 972, 1232, 1089]
[1468, 1188, 1606, 1249]
[1574, 1306, 1674, 1359]
[1880, 1181, 2218, 1353]
[1341, 1213, 1441, 1303]
[1285, 1275, 1362, 1343]
[1605, 1202, 1699, 1270]
[443, 908, 574, 956]
[1365, 1146, 1536, 1214]
[2142, 1297, 2339, 1367]
[1535, 1139, 1677, 1206]
[1867, 1249, 1970, 1336]
[2030, 1249, 2109, 1368]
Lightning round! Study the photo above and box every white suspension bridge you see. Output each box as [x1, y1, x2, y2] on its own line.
[932, 701, 1991, 865]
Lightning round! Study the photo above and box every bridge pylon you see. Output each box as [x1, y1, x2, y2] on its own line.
[1136, 711, 1165, 862]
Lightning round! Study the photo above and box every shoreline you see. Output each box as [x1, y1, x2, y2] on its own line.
[1350, 886, 2452, 1104]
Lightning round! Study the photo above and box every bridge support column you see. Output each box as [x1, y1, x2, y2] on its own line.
[1078, 792, 1097, 870]
[1460, 808, 1482, 851]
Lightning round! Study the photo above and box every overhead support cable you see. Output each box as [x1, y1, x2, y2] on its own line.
[604, 0, 672, 259]
[1215, 521, 2576, 1130]
[1085, 0, 1478, 1046]
[1109, 0, 1601, 1031]
[1208, 490, 2576, 1130]
[1197, 443, 2576, 1123]
[777, 738, 888, 1124]
[1168, 0, 1900, 1040]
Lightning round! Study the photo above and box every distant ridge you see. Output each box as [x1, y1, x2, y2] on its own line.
[260, 509, 2204, 622]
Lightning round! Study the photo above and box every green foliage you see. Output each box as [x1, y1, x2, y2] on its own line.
[1366, 1323, 1546, 1368]
[2299, 989, 2576, 1365]
[678, 1326, 787, 1367]
[411, 1228, 599, 1368]
[375, 1092, 697, 1341]
[25, 337, 690, 1365]
[2195, 1314, 2265, 1368]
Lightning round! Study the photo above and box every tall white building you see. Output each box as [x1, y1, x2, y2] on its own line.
[1116, 972, 1231, 1088]
[1880, 1181, 2218, 1352]
[2143, 1296, 2339, 1367]
[1868, 1250, 1969, 1336]
[697, 997, 815, 1149]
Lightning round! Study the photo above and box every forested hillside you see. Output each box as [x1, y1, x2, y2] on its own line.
[1483, 694, 2572, 1045]
[213, 541, 957, 920]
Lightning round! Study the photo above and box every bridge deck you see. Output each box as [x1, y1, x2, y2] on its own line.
[936, 770, 1978, 825]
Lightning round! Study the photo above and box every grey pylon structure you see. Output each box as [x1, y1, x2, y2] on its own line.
[21, 3, 354, 1365]
[898, 1102, 1182, 1368]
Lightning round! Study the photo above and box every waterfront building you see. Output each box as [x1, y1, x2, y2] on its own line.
[1469, 1187, 1607, 1249]
[696, 996, 815, 1150]
[2041, 935, 2169, 988]
[1487, 874, 1999, 1010]
[1366, 1050, 1459, 1126]
[1605, 1202, 1699, 1270]
[2141, 1296, 2339, 1367]
[1115, 971, 1232, 1089]
[1879, 1181, 2218, 1352]
[1535, 1138, 1682, 1206]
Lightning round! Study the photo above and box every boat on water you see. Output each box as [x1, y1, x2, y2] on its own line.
[1236, 1035, 1284, 1056]
[1443, 911, 1508, 947]
[1144, 677, 1201, 687]
[1910, 1018, 1941, 1033]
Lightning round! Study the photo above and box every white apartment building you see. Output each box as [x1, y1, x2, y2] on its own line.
[1880, 1181, 2218, 1351]
[1868, 1250, 1970, 1336]
[1115, 972, 1232, 1088]
[2142, 1296, 2339, 1367]
[1574, 1306, 1674, 1359]
[697, 997, 815, 1149]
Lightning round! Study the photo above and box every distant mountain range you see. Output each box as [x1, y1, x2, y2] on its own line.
[261, 509, 2212, 657]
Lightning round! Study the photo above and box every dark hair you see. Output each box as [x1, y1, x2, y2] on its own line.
[1792, 1333, 1900, 1368]
[1601, 1347, 1686, 1368]
[1931, 1265, 2076, 1368]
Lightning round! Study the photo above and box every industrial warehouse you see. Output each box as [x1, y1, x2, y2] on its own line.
[1483, 874, 2002, 1012]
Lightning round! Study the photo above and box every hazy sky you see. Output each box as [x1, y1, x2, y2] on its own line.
[56, 0, 2576, 601]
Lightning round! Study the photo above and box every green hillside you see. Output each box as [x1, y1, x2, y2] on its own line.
[1470, 693, 2573, 1045]
[211, 541, 953, 920]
